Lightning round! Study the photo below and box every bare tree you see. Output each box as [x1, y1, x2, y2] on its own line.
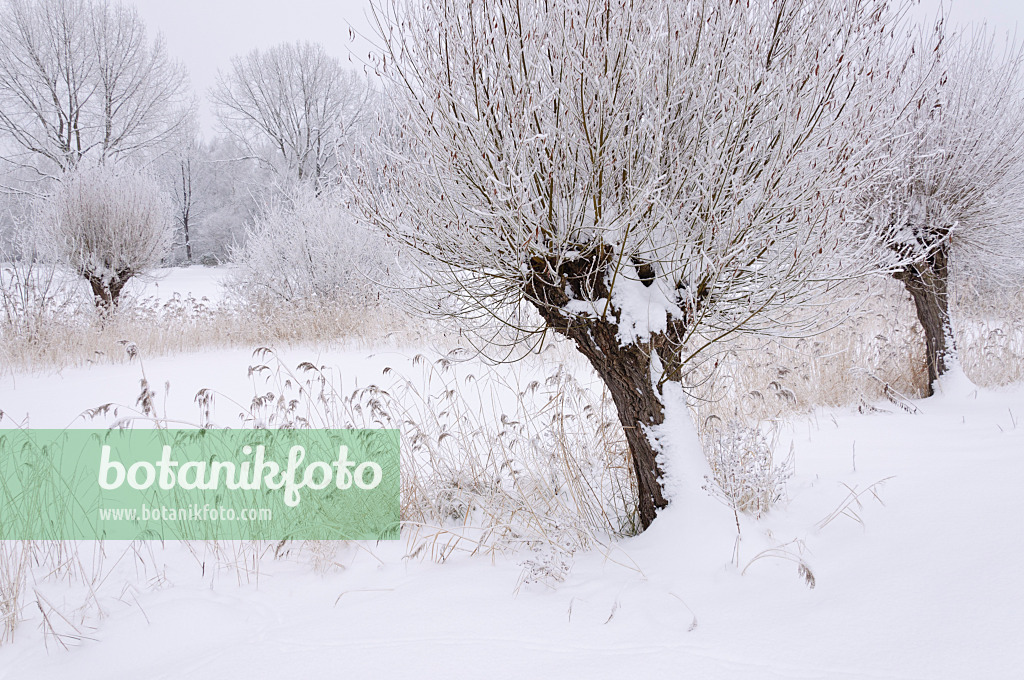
[34, 164, 172, 309]
[185, 135, 274, 264]
[0, 0, 192, 179]
[164, 129, 205, 264]
[359, 0, 908, 529]
[862, 24, 1024, 394]
[177, 154, 196, 263]
[211, 41, 373, 191]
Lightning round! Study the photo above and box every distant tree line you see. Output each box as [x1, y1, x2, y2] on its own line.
[0, 0, 378, 307]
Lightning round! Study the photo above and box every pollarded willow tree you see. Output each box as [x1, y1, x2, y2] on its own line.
[359, 0, 910, 529]
[861, 25, 1024, 395]
[34, 164, 173, 310]
[0, 0, 192, 178]
[212, 41, 375, 191]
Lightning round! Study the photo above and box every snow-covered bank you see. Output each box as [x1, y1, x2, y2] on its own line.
[1, 347, 1021, 679]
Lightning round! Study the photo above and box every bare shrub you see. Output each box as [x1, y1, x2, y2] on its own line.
[227, 189, 396, 309]
[0, 251, 84, 340]
[703, 419, 792, 520]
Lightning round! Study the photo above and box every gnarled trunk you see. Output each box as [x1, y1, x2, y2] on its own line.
[557, 315, 669, 530]
[86, 272, 129, 313]
[525, 248, 671, 530]
[894, 244, 953, 396]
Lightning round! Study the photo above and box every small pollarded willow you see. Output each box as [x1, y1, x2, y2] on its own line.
[34, 164, 173, 310]
[860, 24, 1024, 394]
[212, 41, 375, 191]
[0, 0, 192, 178]
[358, 0, 910, 529]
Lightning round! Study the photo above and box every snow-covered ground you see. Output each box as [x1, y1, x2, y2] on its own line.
[0, 271, 1022, 679]
[1, 263, 232, 309]
[123, 265, 233, 306]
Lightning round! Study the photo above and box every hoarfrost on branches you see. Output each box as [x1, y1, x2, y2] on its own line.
[0, 0, 192, 178]
[32, 164, 173, 310]
[212, 41, 375, 191]
[858, 22, 1024, 393]
[356, 0, 915, 528]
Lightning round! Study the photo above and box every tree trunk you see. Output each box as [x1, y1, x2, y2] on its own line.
[562, 317, 669, 530]
[183, 216, 192, 263]
[180, 159, 194, 263]
[526, 249, 669, 530]
[894, 244, 953, 397]
[86, 273, 129, 313]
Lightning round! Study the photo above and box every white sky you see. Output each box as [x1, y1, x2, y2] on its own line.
[913, 0, 1024, 27]
[128, 0, 1024, 135]
[130, 0, 377, 133]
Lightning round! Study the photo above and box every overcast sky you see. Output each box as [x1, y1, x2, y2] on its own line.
[128, 0, 1024, 135]
[130, 0, 376, 132]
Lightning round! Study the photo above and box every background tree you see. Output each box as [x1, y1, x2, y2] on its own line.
[34, 164, 172, 309]
[211, 41, 373, 191]
[360, 0, 908, 529]
[0, 0, 192, 180]
[862, 25, 1024, 395]
[158, 124, 206, 265]
[176, 152, 197, 263]
[182, 135, 274, 265]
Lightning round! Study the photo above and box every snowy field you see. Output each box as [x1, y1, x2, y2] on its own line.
[0, 269, 1022, 680]
[0, 263, 233, 308]
[122, 265, 233, 306]
[3, 0, 1024, 676]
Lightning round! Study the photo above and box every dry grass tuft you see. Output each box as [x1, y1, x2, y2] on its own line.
[227, 348, 638, 578]
[688, 275, 1024, 428]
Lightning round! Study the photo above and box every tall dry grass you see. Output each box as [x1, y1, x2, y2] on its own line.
[0, 291, 429, 373]
[687, 276, 1024, 427]
[236, 347, 638, 582]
